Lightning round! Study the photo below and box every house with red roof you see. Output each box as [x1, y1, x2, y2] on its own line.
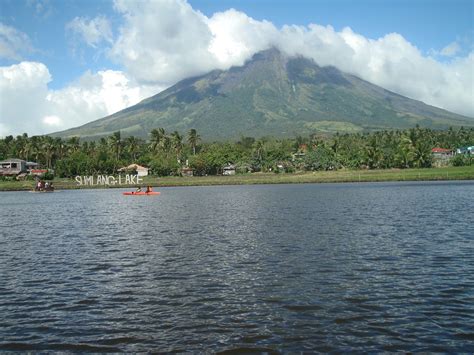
[431, 148, 454, 166]
[431, 148, 453, 157]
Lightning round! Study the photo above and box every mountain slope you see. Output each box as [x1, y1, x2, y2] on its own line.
[53, 48, 473, 140]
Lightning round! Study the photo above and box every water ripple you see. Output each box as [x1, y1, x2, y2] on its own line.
[0, 182, 473, 352]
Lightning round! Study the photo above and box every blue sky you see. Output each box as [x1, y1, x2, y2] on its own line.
[191, 0, 473, 50]
[0, 0, 473, 136]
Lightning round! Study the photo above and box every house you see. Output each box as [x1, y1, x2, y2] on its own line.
[181, 167, 194, 177]
[222, 164, 236, 176]
[456, 146, 474, 155]
[431, 148, 453, 159]
[0, 159, 27, 176]
[26, 162, 49, 176]
[118, 163, 149, 176]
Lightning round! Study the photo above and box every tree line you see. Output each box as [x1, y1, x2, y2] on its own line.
[0, 126, 472, 178]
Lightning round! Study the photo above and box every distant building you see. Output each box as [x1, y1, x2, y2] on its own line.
[118, 163, 149, 176]
[431, 148, 454, 167]
[431, 148, 453, 158]
[0, 159, 27, 176]
[0, 159, 47, 177]
[26, 162, 48, 176]
[181, 167, 194, 177]
[223, 164, 236, 176]
[456, 146, 474, 155]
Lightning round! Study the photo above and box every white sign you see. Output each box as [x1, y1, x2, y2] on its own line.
[75, 174, 143, 186]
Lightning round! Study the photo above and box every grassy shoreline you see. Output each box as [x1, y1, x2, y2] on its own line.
[1, 166, 473, 191]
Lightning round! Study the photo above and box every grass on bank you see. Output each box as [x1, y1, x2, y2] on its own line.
[0, 165, 473, 191]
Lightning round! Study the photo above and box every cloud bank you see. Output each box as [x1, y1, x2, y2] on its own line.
[0, 61, 163, 137]
[0, 0, 473, 137]
[109, 1, 474, 118]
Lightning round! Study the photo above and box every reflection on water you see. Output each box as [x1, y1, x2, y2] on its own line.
[1, 181, 473, 352]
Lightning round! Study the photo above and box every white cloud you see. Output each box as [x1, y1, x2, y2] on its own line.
[0, 62, 51, 136]
[207, 9, 278, 67]
[1, 0, 473, 138]
[0, 61, 163, 137]
[43, 115, 61, 126]
[66, 16, 113, 48]
[111, 0, 216, 85]
[107, 0, 473, 118]
[0, 23, 34, 60]
[440, 41, 461, 57]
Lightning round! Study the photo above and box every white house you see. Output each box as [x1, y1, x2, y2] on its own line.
[118, 164, 149, 177]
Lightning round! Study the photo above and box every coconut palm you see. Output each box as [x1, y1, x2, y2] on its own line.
[187, 128, 200, 155]
[171, 131, 183, 161]
[42, 136, 56, 169]
[67, 136, 81, 154]
[125, 136, 141, 161]
[149, 128, 165, 153]
[108, 131, 122, 160]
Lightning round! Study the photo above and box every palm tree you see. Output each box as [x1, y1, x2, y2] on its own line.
[162, 135, 172, 155]
[253, 139, 265, 164]
[67, 136, 81, 154]
[87, 141, 97, 155]
[149, 128, 165, 153]
[364, 135, 382, 169]
[42, 136, 56, 169]
[20, 139, 33, 161]
[108, 131, 123, 161]
[412, 139, 433, 168]
[30, 136, 41, 163]
[98, 137, 108, 153]
[15, 133, 28, 160]
[171, 131, 183, 161]
[125, 136, 141, 161]
[395, 134, 414, 168]
[187, 128, 200, 155]
[54, 137, 67, 160]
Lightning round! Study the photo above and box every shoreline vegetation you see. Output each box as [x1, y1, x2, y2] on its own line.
[2, 126, 473, 192]
[1, 166, 473, 191]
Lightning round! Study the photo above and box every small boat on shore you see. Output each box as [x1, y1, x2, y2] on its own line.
[123, 191, 160, 196]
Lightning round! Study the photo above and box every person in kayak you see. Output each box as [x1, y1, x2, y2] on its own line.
[136, 186, 142, 192]
[146, 186, 153, 193]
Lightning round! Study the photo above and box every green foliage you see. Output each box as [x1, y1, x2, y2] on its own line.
[43, 171, 55, 180]
[55, 152, 95, 177]
[451, 154, 473, 167]
[304, 145, 338, 171]
[149, 154, 180, 176]
[1, 126, 473, 178]
[50, 49, 473, 141]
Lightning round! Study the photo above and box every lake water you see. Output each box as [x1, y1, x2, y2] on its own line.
[1, 181, 473, 352]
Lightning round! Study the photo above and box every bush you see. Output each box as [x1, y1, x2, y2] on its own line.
[451, 154, 472, 167]
[43, 171, 55, 180]
[149, 156, 180, 176]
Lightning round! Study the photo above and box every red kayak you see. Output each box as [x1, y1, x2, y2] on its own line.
[123, 191, 160, 196]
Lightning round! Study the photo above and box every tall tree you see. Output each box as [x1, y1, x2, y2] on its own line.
[125, 136, 141, 161]
[42, 136, 56, 169]
[67, 136, 81, 154]
[187, 128, 200, 155]
[149, 128, 165, 153]
[171, 131, 183, 161]
[108, 131, 122, 160]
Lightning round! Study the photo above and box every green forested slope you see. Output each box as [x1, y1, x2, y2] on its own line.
[53, 48, 473, 140]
